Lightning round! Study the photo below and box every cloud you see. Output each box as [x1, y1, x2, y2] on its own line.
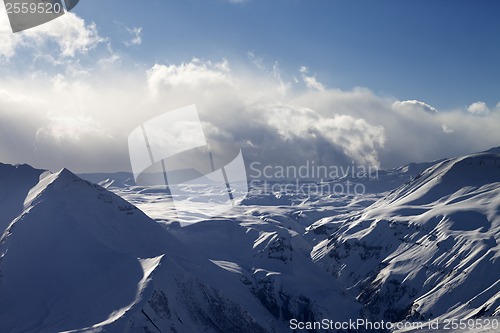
[260, 104, 385, 166]
[392, 100, 438, 114]
[227, 0, 250, 3]
[36, 114, 111, 144]
[147, 58, 232, 95]
[300, 66, 325, 91]
[0, 10, 22, 58]
[467, 101, 490, 116]
[441, 125, 454, 134]
[0, 55, 499, 173]
[124, 27, 142, 47]
[0, 12, 103, 60]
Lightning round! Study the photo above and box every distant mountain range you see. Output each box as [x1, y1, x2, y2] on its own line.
[0, 147, 499, 332]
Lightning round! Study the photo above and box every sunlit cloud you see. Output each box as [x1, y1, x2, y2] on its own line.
[0, 12, 103, 60]
[467, 101, 490, 116]
[300, 66, 325, 92]
[147, 58, 232, 95]
[0, 13, 498, 173]
[392, 100, 438, 114]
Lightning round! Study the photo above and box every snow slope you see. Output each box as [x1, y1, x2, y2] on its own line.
[0, 163, 47, 236]
[310, 149, 500, 322]
[0, 168, 173, 332]
[0, 148, 498, 332]
[0, 166, 361, 333]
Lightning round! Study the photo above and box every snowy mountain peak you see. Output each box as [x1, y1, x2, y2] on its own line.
[22, 168, 84, 209]
[383, 150, 500, 207]
[49, 167, 89, 186]
[0, 162, 44, 180]
[56, 167, 75, 178]
[0, 164, 183, 333]
[0, 163, 46, 236]
[311, 148, 500, 323]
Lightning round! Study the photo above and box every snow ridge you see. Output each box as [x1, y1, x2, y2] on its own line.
[0, 148, 499, 332]
[310, 150, 500, 323]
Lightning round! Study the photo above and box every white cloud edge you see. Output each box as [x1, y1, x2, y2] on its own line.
[467, 101, 490, 116]
[0, 12, 104, 59]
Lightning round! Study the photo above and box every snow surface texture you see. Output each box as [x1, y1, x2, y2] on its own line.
[0, 148, 499, 333]
[310, 151, 500, 323]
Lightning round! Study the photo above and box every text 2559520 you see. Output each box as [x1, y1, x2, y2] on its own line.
[4, 2, 63, 14]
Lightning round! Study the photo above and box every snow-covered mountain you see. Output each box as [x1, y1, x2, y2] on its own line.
[310, 149, 500, 322]
[0, 163, 47, 236]
[0, 147, 499, 333]
[0, 165, 360, 333]
[0, 167, 172, 332]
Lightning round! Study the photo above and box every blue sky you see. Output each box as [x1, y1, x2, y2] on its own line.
[73, 0, 500, 111]
[0, 0, 499, 172]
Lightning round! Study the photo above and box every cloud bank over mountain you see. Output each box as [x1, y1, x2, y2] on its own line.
[0, 14, 498, 173]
